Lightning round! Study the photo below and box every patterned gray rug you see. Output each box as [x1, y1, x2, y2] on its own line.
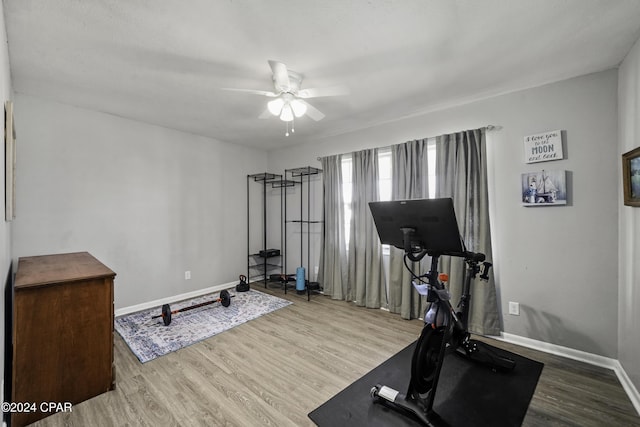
[115, 288, 292, 363]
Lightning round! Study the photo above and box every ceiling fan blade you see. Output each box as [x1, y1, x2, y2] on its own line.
[298, 85, 349, 99]
[300, 100, 325, 121]
[268, 60, 291, 91]
[221, 88, 278, 97]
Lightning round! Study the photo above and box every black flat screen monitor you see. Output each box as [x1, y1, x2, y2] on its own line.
[368, 198, 464, 255]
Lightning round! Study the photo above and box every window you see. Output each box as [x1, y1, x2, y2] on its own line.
[341, 140, 436, 247]
[427, 139, 436, 197]
[378, 148, 392, 202]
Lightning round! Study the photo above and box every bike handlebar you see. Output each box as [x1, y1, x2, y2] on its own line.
[404, 249, 486, 263]
[462, 251, 485, 262]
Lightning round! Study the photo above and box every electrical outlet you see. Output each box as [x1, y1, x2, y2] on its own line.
[508, 301, 520, 316]
[185, 271, 191, 280]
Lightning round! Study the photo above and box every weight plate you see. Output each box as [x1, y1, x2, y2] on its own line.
[220, 289, 231, 307]
[162, 304, 172, 326]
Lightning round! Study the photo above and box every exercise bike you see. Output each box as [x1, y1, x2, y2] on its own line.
[368, 198, 516, 426]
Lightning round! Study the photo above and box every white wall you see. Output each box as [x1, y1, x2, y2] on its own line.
[11, 94, 267, 309]
[0, 0, 13, 407]
[268, 69, 620, 358]
[618, 34, 640, 395]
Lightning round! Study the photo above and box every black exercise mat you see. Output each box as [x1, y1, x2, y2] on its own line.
[309, 340, 543, 427]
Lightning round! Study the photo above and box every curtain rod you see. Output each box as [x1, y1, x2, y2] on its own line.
[315, 125, 499, 161]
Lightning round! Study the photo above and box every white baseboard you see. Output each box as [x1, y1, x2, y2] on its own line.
[497, 332, 640, 416]
[498, 332, 618, 369]
[114, 281, 237, 317]
[613, 359, 640, 416]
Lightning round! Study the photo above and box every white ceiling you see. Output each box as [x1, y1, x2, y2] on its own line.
[4, 1, 640, 150]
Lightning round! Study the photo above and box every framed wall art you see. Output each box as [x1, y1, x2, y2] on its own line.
[523, 130, 564, 164]
[521, 170, 567, 206]
[622, 146, 640, 207]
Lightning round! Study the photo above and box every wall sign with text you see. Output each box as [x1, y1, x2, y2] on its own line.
[523, 130, 564, 164]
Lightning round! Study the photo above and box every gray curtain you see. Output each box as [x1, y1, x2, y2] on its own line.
[348, 148, 386, 307]
[317, 154, 349, 300]
[388, 139, 431, 319]
[436, 128, 500, 335]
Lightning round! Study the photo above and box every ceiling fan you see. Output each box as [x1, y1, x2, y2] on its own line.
[223, 60, 348, 135]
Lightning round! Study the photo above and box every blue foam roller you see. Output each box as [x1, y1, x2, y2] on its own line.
[296, 267, 305, 291]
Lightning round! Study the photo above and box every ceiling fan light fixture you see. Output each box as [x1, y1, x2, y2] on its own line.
[267, 97, 285, 116]
[280, 103, 294, 122]
[226, 60, 338, 136]
[290, 99, 307, 118]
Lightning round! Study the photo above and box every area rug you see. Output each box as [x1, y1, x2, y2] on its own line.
[309, 340, 543, 427]
[115, 288, 292, 363]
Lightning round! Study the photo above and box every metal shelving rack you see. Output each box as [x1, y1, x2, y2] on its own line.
[284, 166, 323, 300]
[247, 173, 297, 287]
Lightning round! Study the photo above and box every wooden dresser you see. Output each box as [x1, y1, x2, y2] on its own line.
[11, 252, 116, 427]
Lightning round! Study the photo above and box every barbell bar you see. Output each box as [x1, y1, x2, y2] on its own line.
[151, 289, 234, 326]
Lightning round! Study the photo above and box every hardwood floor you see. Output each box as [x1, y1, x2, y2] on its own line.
[30, 286, 640, 427]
